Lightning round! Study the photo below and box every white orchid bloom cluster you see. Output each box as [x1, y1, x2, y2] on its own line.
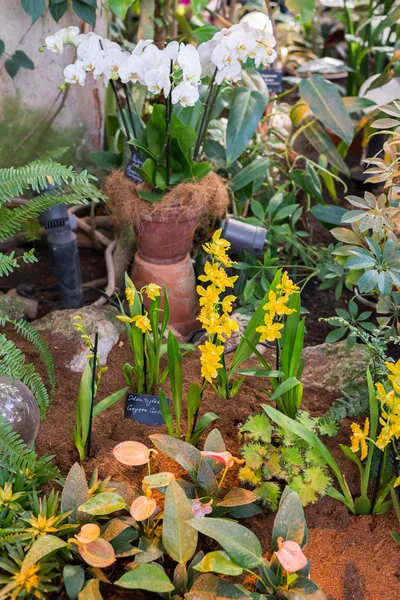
[198, 20, 277, 84]
[43, 30, 202, 107]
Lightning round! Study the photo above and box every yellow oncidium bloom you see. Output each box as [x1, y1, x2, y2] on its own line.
[263, 290, 294, 318]
[131, 314, 152, 334]
[277, 271, 300, 296]
[125, 286, 135, 306]
[145, 283, 161, 301]
[199, 261, 238, 292]
[202, 229, 235, 267]
[256, 313, 284, 343]
[197, 284, 220, 309]
[350, 418, 369, 460]
[221, 295, 235, 315]
[386, 360, 400, 394]
[198, 340, 224, 383]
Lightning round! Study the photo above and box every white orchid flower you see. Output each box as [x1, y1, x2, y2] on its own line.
[177, 43, 202, 85]
[55, 26, 80, 46]
[81, 47, 104, 72]
[215, 60, 242, 84]
[211, 39, 238, 71]
[102, 39, 123, 52]
[145, 67, 171, 97]
[198, 39, 219, 77]
[138, 44, 169, 84]
[226, 30, 257, 61]
[64, 60, 86, 86]
[118, 53, 141, 83]
[77, 34, 103, 60]
[45, 34, 63, 54]
[93, 53, 106, 80]
[133, 39, 154, 55]
[171, 81, 199, 106]
[164, 40, 180, 65]
[103, 48, 129, 86]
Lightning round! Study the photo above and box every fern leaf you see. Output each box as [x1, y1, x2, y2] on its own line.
[0, 333, 50, 416]
[0, 417, 31, 463]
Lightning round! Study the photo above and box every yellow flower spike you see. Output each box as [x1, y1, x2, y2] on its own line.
[146, 283, 162, 301]
[198, 340, 224, 383]
[221, 295, 236, 315]
[350, 418, 369, 460]
[125, 287, 135, 306]
[256, 313, 284, 343]
[276, 271, 300, 296]
[132, 314, 152, 333]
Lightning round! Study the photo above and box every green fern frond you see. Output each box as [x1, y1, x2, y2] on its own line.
[1, 318, 55, 397]
[0, 333, 50, 416]
[0, 417, 31, 464]
[0, 250, 38, 278]
[38, 147, 69, 162]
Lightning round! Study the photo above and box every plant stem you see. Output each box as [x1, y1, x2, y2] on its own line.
[123, 83, 137, 139]
[194, 69, 217, 160]
[371, 449, 384, 512]
[86, 333, 99, 458]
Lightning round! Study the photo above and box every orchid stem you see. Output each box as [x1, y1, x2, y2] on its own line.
[123, 83, 137, 139]
[194, 68, 217, 160]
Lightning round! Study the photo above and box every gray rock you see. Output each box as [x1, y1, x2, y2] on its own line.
[0, 290, 39, 320]
[33, 306, 124, 372]
[302, 341, 369, 395]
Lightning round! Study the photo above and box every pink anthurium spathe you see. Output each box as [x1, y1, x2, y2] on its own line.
[274, 537, 307, 573]
[69, 525, 116, 568]
[130, 496, 157, 521]
[200, 450, 244, 468]
[113, 441, 157, 466]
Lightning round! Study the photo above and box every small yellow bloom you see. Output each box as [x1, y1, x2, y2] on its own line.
[197, 284, 220, 308]
[132, 314, 152, 333]
[221, 294, 236, 315]
[116, 315, 134, 323]
[256, 313, 284, 342]
[198, 340, 224, 383]
[202, 229, 234, 267]
[146, 283, 161, 301]
[350, 418, 369, 460]
[217, 314, 239, 341]
[199, 261, 238, 292]
[125, 287, 135, 305]
[386, 360, 400, 394]
[263, 290, 294, 317]
[394, 475, 400, 488]
[276, 271, 300, 296]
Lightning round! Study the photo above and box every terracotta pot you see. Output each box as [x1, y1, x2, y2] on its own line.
[131, 252, 199, 336]
[135, 204, 204, 264]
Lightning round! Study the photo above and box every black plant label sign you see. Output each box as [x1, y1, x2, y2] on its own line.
[258, 68, 283, 93]
[125, 393, 168, 427]
[125, 150, 145, 184]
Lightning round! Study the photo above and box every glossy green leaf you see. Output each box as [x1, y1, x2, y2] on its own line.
[22, 535, 67, 573]
[78, 579, 102, 600]
[150, 434, 201, 481]
[21, 0, 46, 21]
[194, 551, 243, 576]
[217, 488, 258, 507]
[13, 51, 34, 70]
[61, 463, 90, 524]
[109, 0, 134, 19]
[163, 480, 198, 563]
[343, 96, 376, 113]
[186, 573, 250, 599]
[0, 40, 5, 58]
[187, 518, 263, 569]
[79, 492, 126, 515]
[72, 0, 97, 26]
[310, 205, 347, 225]
[283, 576, 327, 599]
[92, 387, 128, 417]
[116, 564, 174, 592]
[226, 88, 267, 165]
[272, 489, 307, 550]
[303, 121, 349, 175]
[64, 565, 85, 600]
[300, 75, 353, 145]
[49, 0, 69, 22]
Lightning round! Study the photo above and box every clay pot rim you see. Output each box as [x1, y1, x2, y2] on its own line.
[137, 202, 205, 224]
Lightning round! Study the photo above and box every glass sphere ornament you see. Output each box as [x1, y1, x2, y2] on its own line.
[0, 376, 40, 446]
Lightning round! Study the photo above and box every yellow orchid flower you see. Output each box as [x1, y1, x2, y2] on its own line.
[199, 340, 224, 382]
[132, 314, 152, 333]
[350, 418, 369, 460]
[145, 283, 161, 301]
[125, 286, 135, 305]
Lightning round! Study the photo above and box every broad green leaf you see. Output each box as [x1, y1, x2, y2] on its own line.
[109, 0, 134, 19]
[142, 472, 175, 490]
[371, 118, 400, 129]
[22, 535, 67, 573]
[194, 551, 243, 576]
[0, 40, 5, 59]
[64, 565, 85, 600]
[231, 158, 270, 191]
[331, 227, 362, 246]
[303, 120, 349, 175]
[196, 457, 219, 497]
[92, 387, 128, 417]
[61, 463, 90, 524]
[192, 0, 209, 15]
[283, 576, 327, 599]
[163, 480, 198, 563]
[5, 59, 19, 78]
[79, 492, 126, 515]
[299, 75, 353, 146]
[286, 0, 316, 23]
[134, 536, 165, 565]
[226, 88, 267, 165]
[187, 518, 263, 569]
[13, 50, 34, 70]
[191, 412, 220, 447]
[49, 0, 69, 21]
[272, 489, 307, 550]
[72, 0, 96, 26]
[343, 96, 376, 113]
[91, 151, 122, 169]
[217, 488, 258, 507]
[270, 377, 301, 401]
[78, 579, 102, 600]
[186, 573, 250, 599]
[149, 434, 201, 481]
[115, 564, 174, 592]
[310, 205, 347, 225]
[21, 0, 46, 21]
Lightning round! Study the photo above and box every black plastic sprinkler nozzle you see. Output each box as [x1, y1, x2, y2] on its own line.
[36, 185, 84, 309]
[221, 218, 267, 255]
